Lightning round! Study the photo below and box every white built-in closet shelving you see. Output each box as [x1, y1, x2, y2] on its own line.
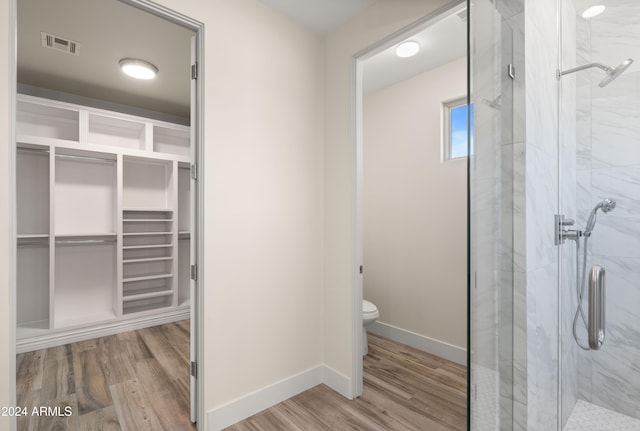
[15, 94, 192, 352]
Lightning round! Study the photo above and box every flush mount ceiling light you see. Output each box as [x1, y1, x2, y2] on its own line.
[582, 5, 605, 18]
[395, 41, 420, 58]
[119, 58, 158, 80]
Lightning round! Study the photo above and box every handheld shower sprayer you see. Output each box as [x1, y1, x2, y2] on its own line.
[584, 198, 616, 237]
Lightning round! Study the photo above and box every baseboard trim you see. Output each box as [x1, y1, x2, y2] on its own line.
[368, 321, 467, 365]
[207, 365, 352, 431]
[16, 307, 190, 353]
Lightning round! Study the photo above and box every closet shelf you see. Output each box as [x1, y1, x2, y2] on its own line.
[123, 289, 174, 302]
[123, 231, 173, 236]
[123, 256, 174, 264]
[55, 233, 116, 238]
[123, 219, 174, 222]
[122, 243, 172, 250]
[17, 134, 79, 148]
[123, 208, 173, 213]
[123, 273, 173, 283]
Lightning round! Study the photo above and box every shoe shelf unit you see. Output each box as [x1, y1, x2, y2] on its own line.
[15, 94, 193, 353]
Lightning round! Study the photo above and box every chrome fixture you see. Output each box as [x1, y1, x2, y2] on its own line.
[584, 198, 616, 237]
[588, 265, 606, 350]
[555, 214, 581, 245]
[558, 58, 634, 87]
[567, 199, 616, 350]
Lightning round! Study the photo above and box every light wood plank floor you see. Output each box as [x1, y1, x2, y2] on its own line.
[16, 320, 195, 431]
[224, 333, 467, 430]
[17, 325, 467, 431]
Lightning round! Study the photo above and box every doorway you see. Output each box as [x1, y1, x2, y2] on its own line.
[351, 0, 468, 400]
[10, 0, 204, 427]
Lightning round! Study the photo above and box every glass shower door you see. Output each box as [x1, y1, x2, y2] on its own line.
[559, 0, 640, 428]
[469, 0, 520, 429]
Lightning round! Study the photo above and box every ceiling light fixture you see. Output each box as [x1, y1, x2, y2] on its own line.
[395, 41, 420, 58]
[582, 5, 605, 18]
[119, 58, 158, 80]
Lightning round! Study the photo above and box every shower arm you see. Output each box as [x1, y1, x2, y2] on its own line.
[558, 62, 611, 78]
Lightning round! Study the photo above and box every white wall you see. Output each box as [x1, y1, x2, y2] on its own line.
[363, 57, 467, 349]
[322, 0, 453, 382]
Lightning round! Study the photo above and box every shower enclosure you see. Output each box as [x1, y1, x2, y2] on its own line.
[560, 0, 640, 428]
[470, 0, 640, 430]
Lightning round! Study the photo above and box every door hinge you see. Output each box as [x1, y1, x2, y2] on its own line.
[191, 163, 197, 180]
[507, 63, 515, 80]
[190, 361, 197, 378]
[191, 62, 198, 80]
[190, 264, 198, 281]
[360, 265, 363, 274]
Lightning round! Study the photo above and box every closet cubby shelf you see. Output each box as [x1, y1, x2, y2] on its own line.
[123, 219, 174, 222]
[122, 244, 173, 250]
[123, 208, 174, 213]
[123, 256, 173, 264]
[123, 289, 173, 302]
[123, 273, 173, 283]
[123, 232, 172, 236]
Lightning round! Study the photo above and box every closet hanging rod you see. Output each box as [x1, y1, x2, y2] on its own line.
[55, 153, 115, 163]
[17, 238, 49, 245]
[55, 238, 117, 245]
[17, 147, 50, 154]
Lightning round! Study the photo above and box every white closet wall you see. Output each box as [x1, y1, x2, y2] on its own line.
[15, 94, 192, 352]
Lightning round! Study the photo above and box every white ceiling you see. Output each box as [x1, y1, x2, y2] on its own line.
[257, 0, 377, 34]
[17, 0, 194, 119]
[363, 9, 467, 95]
[16, 0, 465, 120]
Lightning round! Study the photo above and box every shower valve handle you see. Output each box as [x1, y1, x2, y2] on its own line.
[555, 214, 582, 245]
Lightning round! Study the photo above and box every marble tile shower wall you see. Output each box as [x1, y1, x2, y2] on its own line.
[575, 0, 640, 419]
[523, 0, 560, 429]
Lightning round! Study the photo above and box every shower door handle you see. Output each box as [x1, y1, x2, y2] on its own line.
[588, 265, 606, 350]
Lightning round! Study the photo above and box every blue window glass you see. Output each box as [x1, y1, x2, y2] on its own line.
[449, 103, 474, 159]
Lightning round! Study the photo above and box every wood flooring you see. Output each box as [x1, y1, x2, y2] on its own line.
[17, 325, 467, 431]
[16, 320, 195, 431]
[224, 333, 467, 431]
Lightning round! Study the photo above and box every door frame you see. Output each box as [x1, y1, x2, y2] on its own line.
[349, 0, 466, 398]
[7, 0, 206, 428]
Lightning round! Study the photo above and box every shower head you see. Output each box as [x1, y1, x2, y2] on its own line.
[599, 58, 634, 87]
[599, 198, 617, 213]
[584, 199, 616, 237]
[558, 58, 634, 87]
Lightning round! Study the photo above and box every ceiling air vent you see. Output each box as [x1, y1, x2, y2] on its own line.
[41, 32, 80, 56]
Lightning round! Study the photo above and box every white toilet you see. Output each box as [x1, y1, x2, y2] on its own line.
[362, 299, 380, 356]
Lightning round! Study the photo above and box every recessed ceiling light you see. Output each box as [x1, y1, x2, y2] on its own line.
[582, 5, 605, 18]
[119, 58, 158, 80]
[396, 41, 420, 58]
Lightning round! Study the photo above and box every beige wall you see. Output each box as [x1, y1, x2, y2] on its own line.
[170, 0, 326, 421]
[1, 1, 459, 430]
[3, 0, 324, 429]
[363, 57, 467, 348]
[322, 0, 453, 378]
[1, 0, 13, 429]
